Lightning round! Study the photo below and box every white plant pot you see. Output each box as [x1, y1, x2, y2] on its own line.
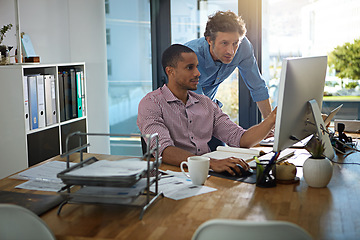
[303, 157, 333, 188]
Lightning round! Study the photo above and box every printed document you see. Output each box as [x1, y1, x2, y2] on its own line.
[150, 175, 217, 200]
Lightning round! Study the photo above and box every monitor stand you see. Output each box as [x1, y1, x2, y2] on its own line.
[308, 99, 335, 159]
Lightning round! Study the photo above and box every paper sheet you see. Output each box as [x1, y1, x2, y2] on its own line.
[15, 161, 76, 182]
[15, 179, 66, 192]
[64, 158, 151, 177]
[150, 176, 217, 200]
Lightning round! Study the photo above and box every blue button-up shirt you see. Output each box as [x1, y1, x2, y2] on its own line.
[185, 37, 269, 106]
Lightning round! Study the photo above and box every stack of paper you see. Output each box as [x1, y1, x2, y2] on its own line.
[64, 159, 152, 177]
[202, 146, 261, 160]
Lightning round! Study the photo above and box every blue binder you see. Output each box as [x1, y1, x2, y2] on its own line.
[27, 75, 38, 130]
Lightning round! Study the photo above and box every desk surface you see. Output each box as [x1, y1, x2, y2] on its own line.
[1, 149, 360, 240]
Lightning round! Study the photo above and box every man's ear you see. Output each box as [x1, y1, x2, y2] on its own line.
[165, 66, 173, 76]
[206, 36, 212, 46]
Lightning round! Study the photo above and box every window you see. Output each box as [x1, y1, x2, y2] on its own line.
[106, 0, 152, 156]
[262, 0, 360, 120]
[171, 0, 239, 123]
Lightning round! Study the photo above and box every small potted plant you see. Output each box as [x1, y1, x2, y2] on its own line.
[303, 136, 333, 188]
[0, 23, 13, 65]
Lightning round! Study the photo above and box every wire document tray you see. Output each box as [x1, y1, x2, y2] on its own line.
[56, 132, 163, 220]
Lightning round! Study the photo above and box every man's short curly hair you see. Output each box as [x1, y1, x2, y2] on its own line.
[204, 11, 247, 42]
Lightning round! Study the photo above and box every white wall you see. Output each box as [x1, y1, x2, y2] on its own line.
[0, 0, 110, 154]
[68, 0, 110, 153]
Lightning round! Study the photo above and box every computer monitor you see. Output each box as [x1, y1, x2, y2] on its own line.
[273, 56, 335, 159]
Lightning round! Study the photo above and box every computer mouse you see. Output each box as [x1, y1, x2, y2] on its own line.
[236, 164, 253, 177]
[222, 164, 253, 177]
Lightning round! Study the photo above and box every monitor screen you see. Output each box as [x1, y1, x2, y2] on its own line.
[273, 56, 334, 159]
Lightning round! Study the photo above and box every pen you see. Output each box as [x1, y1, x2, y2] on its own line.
[254, 156, 264, 172]
[160, 174, 174, 179]
[260, 151, 280, 183]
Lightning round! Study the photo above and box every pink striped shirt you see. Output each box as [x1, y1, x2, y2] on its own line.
[137, 84, 246, 156]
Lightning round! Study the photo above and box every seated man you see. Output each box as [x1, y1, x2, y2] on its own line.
[137, 44, 276, 176]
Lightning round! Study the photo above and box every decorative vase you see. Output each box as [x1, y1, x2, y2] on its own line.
[0, 45, 10, 65]
[303, 157, 333, 188]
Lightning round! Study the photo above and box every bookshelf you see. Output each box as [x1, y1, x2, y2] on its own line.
[0, 63, 87, 179]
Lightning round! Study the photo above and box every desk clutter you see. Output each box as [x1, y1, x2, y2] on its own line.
[2, 139, 360, 239]
[10, 132, 164, 219]
[55, 132, 163, 219]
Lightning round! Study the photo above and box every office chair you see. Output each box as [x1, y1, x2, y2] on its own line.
[141, 136, 148, 155]
[0, 204, 56, 240]
[192, 219, 313, 240]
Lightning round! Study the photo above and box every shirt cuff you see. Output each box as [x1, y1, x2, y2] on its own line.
[250, 88, 270, 102]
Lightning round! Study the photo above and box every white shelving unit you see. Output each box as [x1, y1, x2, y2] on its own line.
[0, 62, 88, 179]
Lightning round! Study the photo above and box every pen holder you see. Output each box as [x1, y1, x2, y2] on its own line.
[256, 160, 276, 188]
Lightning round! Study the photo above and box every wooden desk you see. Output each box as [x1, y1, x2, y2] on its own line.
[1, 151, 360, 240]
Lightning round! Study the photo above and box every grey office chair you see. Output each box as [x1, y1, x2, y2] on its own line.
[0, 204, 56, 240]
[192, 219, 313, 240]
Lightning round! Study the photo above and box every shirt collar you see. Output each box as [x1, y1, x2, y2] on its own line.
[162, 84, 199, 106]
[203, 39, 218, 69]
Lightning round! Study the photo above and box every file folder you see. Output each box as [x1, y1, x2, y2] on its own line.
[36, 75, 46, 128]
[70, 69, 78, 119]
[76, 70, 83, 117]
[44, 74, 57, 125]
[63, 71, 72, 120]
[27, 75, 38, 130]
[80, 70, 86, 116]
[23, 76, 30, 131]
[58, 71, 65, 122]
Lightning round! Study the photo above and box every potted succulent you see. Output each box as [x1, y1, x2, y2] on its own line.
[303, 136, 333, 188]
[0, 23, 13, 65]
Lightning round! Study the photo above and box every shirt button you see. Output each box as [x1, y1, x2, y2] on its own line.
[198, 149, 200, 152]
[189, 120, 192, 123]
[191, 136, 193, 139]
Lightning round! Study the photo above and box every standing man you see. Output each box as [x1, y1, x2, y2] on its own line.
[137, 44, 276, 175]
[185, 10, 271, 117]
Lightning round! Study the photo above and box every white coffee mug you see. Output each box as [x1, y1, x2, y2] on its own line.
[180, 156, 210, 185]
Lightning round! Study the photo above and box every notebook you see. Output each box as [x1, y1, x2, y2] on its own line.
[0, 191, 63, 216]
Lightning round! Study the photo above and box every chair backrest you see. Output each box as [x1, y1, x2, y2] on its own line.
[0, 204, 56, 240]
[141, 136, 148, 155]
[192, 219, 313, 240]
